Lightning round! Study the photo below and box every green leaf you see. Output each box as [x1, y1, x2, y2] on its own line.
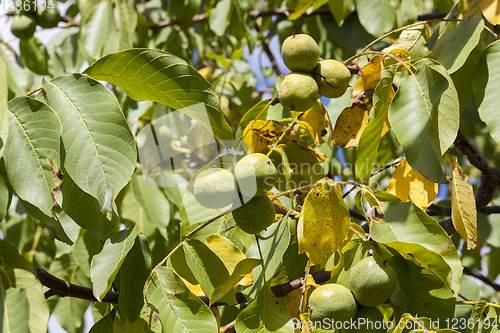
[328, 0, 355, 26]
[356, 66, 396, 183]
[482, 306, 500, 333]
[429, 16, 484, 74]
[19, 37, 49, 75]
[0, 160, 12, 221]
[371, 202, 462, 294]
[208, 0, 231, 36]
[42, 74, 137, 214]
[388, 59, 459, 183]
[211, 258, 261, 304]
[119, 234, 152, 323]
[387, 254, 456, 323]
[235, 285, 292, 333]
[61, 172, 119, 240]
[0, 47, 8, 154]
[90, 226, 140, 300]
[84, 49, 233, 142]
[0, 240, 50, 333]
[244, 218, 290, 301]
[470, 300, 489, 333]
[356, 0, 396, 37]
[145, 266, 218, 333]
[286, 0, 314, 20]
[78, 0, 113, 61]
[473, 39, 500, 145]
[88, 311, 114, 333]
[235, 99, 271, 141]
[0, 43, 32, 97]
[5, 96, 61, 216]
[116, 0, 137, 50]
[183, 238, 236, 305]
[1, 288, 30, 333]
[119, 175, 171, 237]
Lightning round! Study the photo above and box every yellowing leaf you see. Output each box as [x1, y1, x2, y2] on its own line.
[242, 120, 283, 153]
[448, 154, 477, 250]
[386, 158, 438, 211]
[298, 180, 351, 266]
[183, 279, 206, 297]
[295, 313, 313, 333]
[284, 274, 318, 319]
[297, 103, 327, 146]
[352, 55, 383, 97]
[333, 103, 371, 148]
[481, 0, 500, 25]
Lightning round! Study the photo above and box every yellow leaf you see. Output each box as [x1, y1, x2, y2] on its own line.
[197, 66, 213, 81]
[333, 103, 371, 148]
[284, 274, 318, 319]
[481, 0, 500, 25]
[448, 154, 477, 250]
[297, 105, 327, 146]
[182, 279, 205, 297]
[242, 120, 283, 153]
[352, 55, 383, 98]
[205, 234, 253, 286]
[459, 0, 482, 17]
[386, 158, 438, 211]
[298, 180, 351, 266]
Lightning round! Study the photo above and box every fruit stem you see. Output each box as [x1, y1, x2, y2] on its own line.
[297, 263, 311, 317]
[343, 18, 462, 66]
[256, 235, 267, 283]
[248, 94, 279, 131]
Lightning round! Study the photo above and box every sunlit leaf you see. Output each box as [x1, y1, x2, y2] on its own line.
[78, 0, 113, 61]
[448, 154, 477, 250]
[430, 16, 484, 74]
[5, 96, 60, 217]
[84, 49, 233, 142]
[1, 288, 30, 333]
[356, 66, 396, 182]
[298, 180, 351, 266]
[42, 74, 137, 214]
[333, 103, 370, 148]
[208, 0, 231, 36]
[116, 0, 137, 50]
[286, 0, 314, 20]
[481, 0, 500, 25]
[146, 267, 218, 333]
[328, 0, 355, 26]
[297, 105, 327, 146]
[371, 201, 462, 294]
[242, 119, 283, 153]
[386, 158, 439, 211]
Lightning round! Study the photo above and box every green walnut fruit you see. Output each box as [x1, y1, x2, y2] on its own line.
[234, 153, 277, 197]
[313, 60, 351, 98]
[279, 73, 318, 111]
[11, 14, 37, 40]
[232, 195, 275, 234]
[36, 5, 60, 29]
[308, 283, 358, 323]
[342, 306, 387, 333]
[193, 168, 237, 209]
[282, 34, 320, 72]
[348, 256, 397, 307]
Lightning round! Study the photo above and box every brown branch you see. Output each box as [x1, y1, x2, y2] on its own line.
[35, 266, 332, 306]
[463, 266, 500, 292]
[35, 267, 120, 303]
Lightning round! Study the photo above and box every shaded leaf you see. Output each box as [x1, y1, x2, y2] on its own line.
[145, 266, 218, 333]
[90, 226, 140, 300]
[1, 288, 30, 333]
[79, 0, 113, 61]
[5, 96, 60, 216]
[84, 49, 233, 142]
[473, 39, 500, 145]
[42, 74, 136, 214]
[119, 175, 171, 237]
[118, 234, 152, 323]
[448, 154, 477, 250]
[386, 158, 439, 211]
[61, 172, 119, 240]
[297, 180, 350, 266]
[356, 0, 395, 37]
[116, 0, 137, 50]
[0, 51, 8, 155]
[19, 37, 49, 75]
[235, 285, 292, 333]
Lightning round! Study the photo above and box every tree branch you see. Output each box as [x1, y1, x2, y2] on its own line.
[35, 266, 332, 306]
[463, 266, 500, 292]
